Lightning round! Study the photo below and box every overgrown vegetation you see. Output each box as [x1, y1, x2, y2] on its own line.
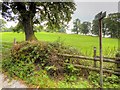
[2, 41, 92, 88]
[2, 40, 120, 88]
[88, 71, 120, 88]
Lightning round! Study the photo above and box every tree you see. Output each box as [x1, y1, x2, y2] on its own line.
[0, 19, 6, 32]
[91, 19, 99, 36]
[2, 2, 76, 41]
[92, 12, 120, 38]
[58, 25, 68, 33]
[33, 25, 44, 32]
[102, 18, 109, 37]
[13, 22, 24, 33]
[104, 13, 120, 38]
[81, 21, 91, 35]
[72, 18, 81, 34]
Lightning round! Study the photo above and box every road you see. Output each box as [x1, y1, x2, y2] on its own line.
[0, 73, 27, 89]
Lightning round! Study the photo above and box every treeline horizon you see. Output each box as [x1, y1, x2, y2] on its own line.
[72, 12, 120, 38]
[1, 12, 119, 38]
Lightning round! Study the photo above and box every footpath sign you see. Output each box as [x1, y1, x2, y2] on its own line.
[95, 11, 106, 89]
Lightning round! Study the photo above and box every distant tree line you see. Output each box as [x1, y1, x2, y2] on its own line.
[72, 13, 120, 38]
[1, 12, 119, 38]
[0, 19, 7, 32]
[1, 18, 67, 33]
[72, 19, 91, 35]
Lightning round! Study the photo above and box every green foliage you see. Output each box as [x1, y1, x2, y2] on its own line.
[2, 33, 118, 88]
[2, 56, 35, 80]
[104, 13, 120, 38]
[88, 71, 120, 88]
[3, 40, 80, 78]
[92, 12, 120, 38]
[4, 26, 14, 32]
[58, 25, 68, 33]
[88, 72, 100, 87]
[116, 51, 120, 57]
[0, 19, 7, 32]
[58, 77, 92, 88]
[25, 70, 58, 88]
[2, 40, 93, 88]
[13, 22, 24, 33]
[2, 2, 76, 40]
[72, 18, 81, 34]
[65, 64, 78, 74]
[91, 19, 99, 35]
[81, 21, 91, 35]
[33, 25, 43, 32]
[65, 75, 77, 82]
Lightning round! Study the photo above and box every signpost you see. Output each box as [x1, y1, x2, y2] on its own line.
[95, 11, 106, 89]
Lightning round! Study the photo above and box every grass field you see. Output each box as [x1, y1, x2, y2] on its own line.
[1, 32, 118, 57]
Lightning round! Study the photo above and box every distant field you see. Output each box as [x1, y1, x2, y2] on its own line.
[1, 32, 118, 57]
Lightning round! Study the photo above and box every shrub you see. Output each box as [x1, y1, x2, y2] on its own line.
[3, 41, 80, 79]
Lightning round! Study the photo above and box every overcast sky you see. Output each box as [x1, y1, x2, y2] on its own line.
[0, 1, 119, 29]
[72, 2, 118, 22]
[67, 1, 119, 31]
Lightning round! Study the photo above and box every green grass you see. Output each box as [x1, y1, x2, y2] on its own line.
[1, 32, 119, 88]
[1, 32, 118, 57]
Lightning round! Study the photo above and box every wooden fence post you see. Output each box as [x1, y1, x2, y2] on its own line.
[93, 47, 97, 67]
[116, 57, 120, 73]
[14, 38, 16, 45]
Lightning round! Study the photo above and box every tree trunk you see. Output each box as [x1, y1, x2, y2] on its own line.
[22, 17, 37, 41]
[76, 31, 78, 34]
[110, 33, 113, 38]
[76, 29, 79, 34]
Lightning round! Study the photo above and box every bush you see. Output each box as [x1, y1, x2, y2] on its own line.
[2, 41, 80, 79]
